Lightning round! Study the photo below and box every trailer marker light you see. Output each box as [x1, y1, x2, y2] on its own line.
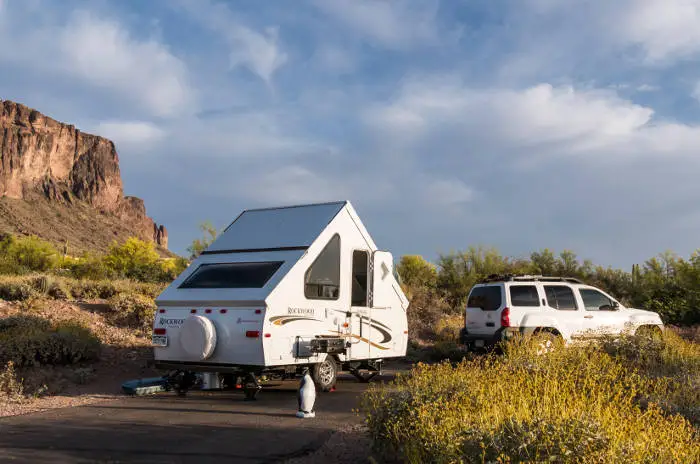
[246, 330, 260, 338]
[190, 309, 197, 314]
[158, 309, 166, 313]
[205, 309, 212, 314]
[220, 309, 228, 314]
[264, 333, 271, 338]
[255, 309, 262, 314]
[153, 328, 166, 335]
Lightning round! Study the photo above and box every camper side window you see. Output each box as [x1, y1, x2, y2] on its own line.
[304, 234, 341, 300]
[352, 250, 369, 307]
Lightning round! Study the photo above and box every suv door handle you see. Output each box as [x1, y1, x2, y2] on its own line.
[584, 315, 593, 319]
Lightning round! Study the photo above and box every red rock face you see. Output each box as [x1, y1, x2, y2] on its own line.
[0, 100, 167, 248]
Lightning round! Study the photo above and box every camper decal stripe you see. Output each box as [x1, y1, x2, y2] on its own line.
[357, 315, 392, 332]
[269, 316, 323, 326]
[329, 331, 390, 350]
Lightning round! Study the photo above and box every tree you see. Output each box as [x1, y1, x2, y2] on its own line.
[187, 221, 218, 259]
[397, 255, 437, 290]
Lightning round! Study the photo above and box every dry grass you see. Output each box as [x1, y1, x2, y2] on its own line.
[362, 332, 700, 463]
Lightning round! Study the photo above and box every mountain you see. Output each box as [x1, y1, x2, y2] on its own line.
[0, 100, 170, 256]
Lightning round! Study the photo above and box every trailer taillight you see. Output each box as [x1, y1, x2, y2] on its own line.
[220, 309, 228, 314]
[246, 330, 260, 338]
[500, 307, 510, 328]
[153, 328, 166, 335]
[264, 333, 271, 338]
[205, 309, 212, 314]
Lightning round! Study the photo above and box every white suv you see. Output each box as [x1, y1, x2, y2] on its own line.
[459, 274, 664, 351]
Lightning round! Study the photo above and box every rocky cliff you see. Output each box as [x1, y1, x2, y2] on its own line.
[0, 100, 168, 251]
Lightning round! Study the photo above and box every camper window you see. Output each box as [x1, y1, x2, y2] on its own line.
[351, 250, 369, 306]
[304, 234, 340, 300]
[179, 261, 283, 289]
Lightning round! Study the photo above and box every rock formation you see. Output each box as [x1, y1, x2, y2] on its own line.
[0, 99, 167, 249]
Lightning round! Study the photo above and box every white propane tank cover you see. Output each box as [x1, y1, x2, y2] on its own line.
[179, 315, 217, 360]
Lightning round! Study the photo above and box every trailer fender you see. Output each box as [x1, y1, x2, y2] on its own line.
[180, 315, 217, 361]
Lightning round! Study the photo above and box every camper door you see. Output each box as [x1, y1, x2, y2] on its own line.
[349, 249, 371, 359]
[371, 251, 394, 309]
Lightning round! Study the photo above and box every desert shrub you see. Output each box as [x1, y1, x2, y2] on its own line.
[68, 279, 119, 300]
[0, 315, 101, 368]
[361, 336, 700, 463]
[0, 276, 35, 301]
[108, 292, 157, 330]
[102, 237, 169, 282]
[65, 253, 117, 280]
[0, 361, 24, 400]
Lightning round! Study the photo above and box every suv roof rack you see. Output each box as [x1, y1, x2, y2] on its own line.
[480, 274, 584, 284]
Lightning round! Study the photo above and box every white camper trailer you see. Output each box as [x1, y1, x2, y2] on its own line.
[152, 201, 409, 399]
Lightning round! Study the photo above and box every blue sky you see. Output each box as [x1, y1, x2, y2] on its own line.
[2, 0, 700, 269]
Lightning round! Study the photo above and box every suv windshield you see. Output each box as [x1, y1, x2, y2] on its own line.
[467, 285, 502, 311]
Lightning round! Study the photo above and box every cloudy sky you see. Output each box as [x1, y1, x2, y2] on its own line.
[2, 0, 700, 269]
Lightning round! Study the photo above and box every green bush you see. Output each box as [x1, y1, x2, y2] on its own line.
[361, 335, 700, 463]
[108, 292, 157, 330]
[0, 315, 101, 368]
[0, 235, 60, 272]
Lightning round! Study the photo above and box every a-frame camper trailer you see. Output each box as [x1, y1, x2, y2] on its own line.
[152, 201, 409, 399]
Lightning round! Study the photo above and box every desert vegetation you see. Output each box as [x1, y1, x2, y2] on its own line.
[361, 332, 700, 463]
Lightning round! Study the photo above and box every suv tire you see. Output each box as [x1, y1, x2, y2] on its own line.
[534, 331, 560, 355]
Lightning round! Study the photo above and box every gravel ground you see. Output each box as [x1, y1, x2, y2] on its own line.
[284, 424, 375, 464]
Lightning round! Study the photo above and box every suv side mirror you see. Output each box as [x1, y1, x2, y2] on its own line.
[611, 301, 620, 310]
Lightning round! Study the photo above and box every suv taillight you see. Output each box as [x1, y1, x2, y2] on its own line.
[500, 307, 510, 327]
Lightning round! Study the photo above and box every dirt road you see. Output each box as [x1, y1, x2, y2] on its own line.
[0, 372, 395, 464]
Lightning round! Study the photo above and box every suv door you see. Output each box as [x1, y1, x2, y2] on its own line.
[541, 284, 586, 341]
[577, 287, 625, 336]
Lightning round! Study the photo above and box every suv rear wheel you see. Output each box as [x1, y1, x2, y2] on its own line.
[533, 331, 560, 355]
[311, 357, 337, 392]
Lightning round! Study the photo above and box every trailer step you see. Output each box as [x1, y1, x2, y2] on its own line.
[121, 377, 170, 396]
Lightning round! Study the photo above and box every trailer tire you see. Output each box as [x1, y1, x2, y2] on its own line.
[311, 358, 337, 392]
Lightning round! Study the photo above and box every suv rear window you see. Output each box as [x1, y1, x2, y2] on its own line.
[509, 285, 540, 306]
[179, 261, 283, 289]
[467, 285, 502, 311]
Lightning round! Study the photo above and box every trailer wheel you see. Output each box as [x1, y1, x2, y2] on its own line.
[311, 358, 337, 392]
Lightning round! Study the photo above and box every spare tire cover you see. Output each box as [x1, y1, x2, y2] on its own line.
[179, 315, 217, 360]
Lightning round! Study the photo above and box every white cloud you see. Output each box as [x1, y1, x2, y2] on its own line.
[0, 7, 193, 118]
[693, 82, 700, 102]
[236, 165, 347, 205]
[60, 11, 192, 118]
[310, 0, 440, 49]
[522, 0, 700, 65]
[367, 77, 700, 158]
[176, 0, 288, 84]
[614, 0, 700, 63]
[95, 121, 165, 146]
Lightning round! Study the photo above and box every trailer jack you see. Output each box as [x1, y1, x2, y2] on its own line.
[243, 372, 262, 401]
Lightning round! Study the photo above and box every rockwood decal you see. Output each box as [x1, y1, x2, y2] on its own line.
[287, 307, 315, 315]
[159, 318, 185, 326]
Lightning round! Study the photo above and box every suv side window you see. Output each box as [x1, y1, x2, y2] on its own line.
[579, 288, 615, 311]
[509, 285, 540, 307]
[543, 285, 578, 310]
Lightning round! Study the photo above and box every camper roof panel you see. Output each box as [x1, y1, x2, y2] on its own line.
[205, 201, 347, 253]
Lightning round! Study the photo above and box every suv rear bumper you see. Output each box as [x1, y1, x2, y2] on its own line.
[459, 327, 533, 349]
